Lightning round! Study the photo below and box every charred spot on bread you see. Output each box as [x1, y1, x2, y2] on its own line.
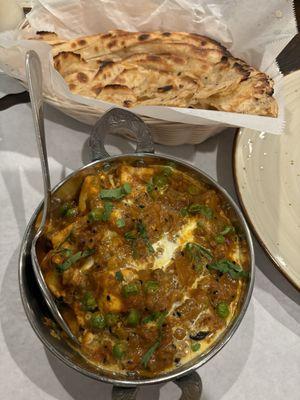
[104, 84, 129, 90]
[147, 54, 161, 62]
[233, 62, 251, 79]
[158, 85, 173, 93]
[107, 39, 117, 49]
[172, 55, 185, 65]
[102, 33, 112, 39]
[123, 100, 132, 107]
[138, 33, 150, 41]
[91, 84, 102, 95]
[99, 60, 114, 70]
[220, 56, 228, 64]
[77, 72, 89, 83]
[37, 31, 56, 35]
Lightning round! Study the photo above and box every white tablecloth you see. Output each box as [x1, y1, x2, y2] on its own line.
[0, 74, 299, 400]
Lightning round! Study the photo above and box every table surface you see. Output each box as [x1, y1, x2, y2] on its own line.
[1, 74, 299, 400]
[1, 8, 300, 400]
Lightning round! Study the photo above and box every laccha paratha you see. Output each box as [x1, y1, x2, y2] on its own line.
[31, 30, 278, 117]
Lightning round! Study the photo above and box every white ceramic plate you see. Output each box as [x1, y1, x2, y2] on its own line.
[234, 70, 300, 290]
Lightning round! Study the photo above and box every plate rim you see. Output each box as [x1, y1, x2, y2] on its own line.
[232, 128, 300, 292]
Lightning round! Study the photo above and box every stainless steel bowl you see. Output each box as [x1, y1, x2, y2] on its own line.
[19, 108, 254, 399]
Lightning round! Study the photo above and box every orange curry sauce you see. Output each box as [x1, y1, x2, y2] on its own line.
[40, 161, 249, 376]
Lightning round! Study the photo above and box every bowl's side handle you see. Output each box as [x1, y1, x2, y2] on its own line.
[88, 108, 155, 161]
[112, 372, 202, 400]
[175, 372, 202, 399]
[111, 386, 138, 400]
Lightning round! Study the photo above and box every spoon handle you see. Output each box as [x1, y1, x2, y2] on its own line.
[26, 50, 80, 346]
[25, 50, 51, 226]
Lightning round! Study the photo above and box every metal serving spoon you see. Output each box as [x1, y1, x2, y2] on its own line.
[26, 50, 80, 345]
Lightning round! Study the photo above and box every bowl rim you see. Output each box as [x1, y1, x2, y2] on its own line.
[18, 152, 255, 387]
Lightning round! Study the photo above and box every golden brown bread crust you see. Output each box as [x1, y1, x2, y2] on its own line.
[33, 29, 278, 117]
[51, 30, 228, 59]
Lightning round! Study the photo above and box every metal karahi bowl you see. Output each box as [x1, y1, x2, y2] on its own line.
[18, 109, 254, 399]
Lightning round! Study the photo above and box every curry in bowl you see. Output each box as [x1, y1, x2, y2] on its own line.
[39, 160, 249, 377]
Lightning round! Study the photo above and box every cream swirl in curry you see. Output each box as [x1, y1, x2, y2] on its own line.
[40, 161, 249, 376]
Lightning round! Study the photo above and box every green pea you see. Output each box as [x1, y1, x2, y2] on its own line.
[191, 342, 201, 352]
[216, 302, 230, 319]
[215, 235, 225, 244]
[65, 208, 77, 218]
[144, 280, 159, 293]
[88, 208, 103, 222]
[116, 218, 125, 228]
[112, 343, 125, 359]
[90, 312, 106, 330]
[59, 203, 71, 216]
[82, 292, 97, 311]
[105, 313, 120, 327]
[188, 186, 199, 195]
[122, 283, 140, 297]
[127, 309, 140, 326]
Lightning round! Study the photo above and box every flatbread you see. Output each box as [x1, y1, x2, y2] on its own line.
[195, 70, 277, 116]
[36, 29, 277, 117]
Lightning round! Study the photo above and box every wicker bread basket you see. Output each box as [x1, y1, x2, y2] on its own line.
[18, 19, 226, 145]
